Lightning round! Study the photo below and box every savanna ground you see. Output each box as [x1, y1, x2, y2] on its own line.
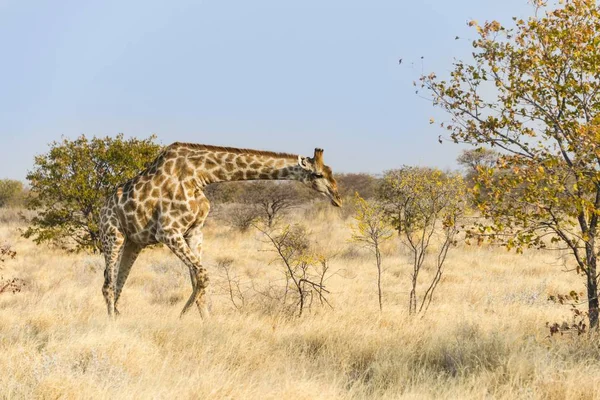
[1, 205, 599, 400]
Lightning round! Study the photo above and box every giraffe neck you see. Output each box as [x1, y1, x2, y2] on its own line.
[204, 152, 304, 184]
[159, 143, 308, 186]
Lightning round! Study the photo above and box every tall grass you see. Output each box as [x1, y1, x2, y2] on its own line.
[0, 206, 596, 399]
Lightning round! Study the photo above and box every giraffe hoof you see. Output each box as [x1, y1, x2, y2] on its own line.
[201, 310, 210, 319]
[198, 304, 210, 319]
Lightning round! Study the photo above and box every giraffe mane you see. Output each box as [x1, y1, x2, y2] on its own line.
[168, 142, 299, 160]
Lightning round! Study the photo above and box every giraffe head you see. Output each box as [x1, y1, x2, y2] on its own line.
[298, 148, 342, 207]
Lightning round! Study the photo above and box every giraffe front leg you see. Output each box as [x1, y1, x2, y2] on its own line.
[185, 230, 210, 317]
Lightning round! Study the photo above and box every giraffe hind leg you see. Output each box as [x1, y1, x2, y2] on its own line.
[113, 240, 143, 316]
[182, 267, 210, 318]
[102, 233, 125, 318]
[181, 266, 200, 317]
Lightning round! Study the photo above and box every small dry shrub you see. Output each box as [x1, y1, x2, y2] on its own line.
[226, 204, 260, 232]
[0, 243, 24, 295]
[256, 223, 333, 317]
[0, 277, 25, 295]
[214, 257, 247, 310]
[247, 281, 294, 316]
[0, 244, 16, 262]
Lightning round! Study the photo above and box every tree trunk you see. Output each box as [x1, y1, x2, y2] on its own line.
[585, 240, 599, 329]
[586, 252, 599, 329]
[376, 247, 382, 312]
[587, 277, 598, 330]
[409, 274, 417, 315]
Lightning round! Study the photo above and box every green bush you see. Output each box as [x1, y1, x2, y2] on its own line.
[23, 134, 161, 252]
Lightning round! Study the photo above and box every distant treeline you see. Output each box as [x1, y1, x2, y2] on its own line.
[0, 179, 27, 208]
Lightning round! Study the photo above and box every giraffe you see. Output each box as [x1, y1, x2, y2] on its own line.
[99, 142, 342, 318]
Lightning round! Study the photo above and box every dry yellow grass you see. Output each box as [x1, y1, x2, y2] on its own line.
[1, 206, 599, 399]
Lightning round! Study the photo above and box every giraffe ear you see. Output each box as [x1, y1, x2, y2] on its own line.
[298, 155, 312, 170]
[313, 148, 324, 171]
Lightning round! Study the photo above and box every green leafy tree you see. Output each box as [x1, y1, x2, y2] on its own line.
[420, 0, 600, 328]
[0, 179, 26, 208]
[379, 167, 465, 314]
[24, 134, 161, 253]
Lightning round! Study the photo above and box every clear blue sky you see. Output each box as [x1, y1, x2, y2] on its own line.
[0, 0, 533, 181]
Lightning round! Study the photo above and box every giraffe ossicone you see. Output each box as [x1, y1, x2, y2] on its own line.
[100, 142, 342, 318]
